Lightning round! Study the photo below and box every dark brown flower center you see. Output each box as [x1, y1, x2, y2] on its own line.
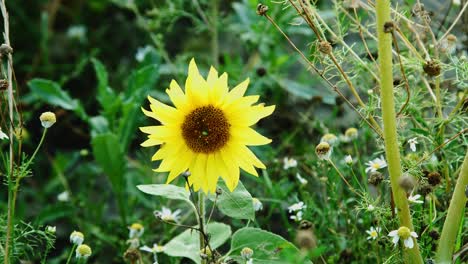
[181, 105, 230, 153]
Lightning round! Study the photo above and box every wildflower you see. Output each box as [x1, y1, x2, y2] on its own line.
[241, 247, 254, 259]
[408, 137, 418, 152]
[140, 243, 166, 253]
[408, 193, 423, 204]
[66, 25, 87, 41]
[46, 226, 56, 234]
[128, 223, 144, 239]
[155, 207, 181, 223]
[282, 157, 298, 170]
[252, 198, 263, 211]
[0, 128, 8, 140]
[39, 112, 56, 128]
[320, 133, 338, 146]
[344, 155, 353, 165]
[366, 226, 381, 240]
[344, 127, 358, 141]
[135, 45, 153, 62]
[290, 211, 303, 222]
[365, 156, 387, 173]
[296, 173, 308, 185]
[70, 231, 84, 245]
[367, 204, 375, 211]
[57, 191, 70, 202]
[140, 59, 275, 193]
[76, 244, 92, 259]
[388, 226, 418, 249]
[315, 142, 332, 160]
[288, 201, 306, 213]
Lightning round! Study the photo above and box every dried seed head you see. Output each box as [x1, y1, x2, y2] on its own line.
[123, 248, 141, 262]
[318, 41, 332, 54]
[256, 67, 267, 77]
[216, 187, 223, 196]
[383, 21, 394, 33]
[418, 182, 433, 196]
[428, 230, 440, 240]
[423, 60, 441, 77]
[368, 171, 384, 186]
[398, 174, 416, 192]
[299, 220, 313, 230]
[256, 3, 269, 16]
[315, 142, 332, 160]
[426, 171, 441, 186]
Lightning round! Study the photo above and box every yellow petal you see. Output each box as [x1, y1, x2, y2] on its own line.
[230, 126, 272, 146]
[166, 80, 187, 109]
[141, 138, 163, 147]
[227, 78, 249, 101]
[219, 148, 240, 191]
[228, 105, 275, 127]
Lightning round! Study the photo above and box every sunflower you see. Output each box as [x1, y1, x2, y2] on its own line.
[140, 59, 274, 193]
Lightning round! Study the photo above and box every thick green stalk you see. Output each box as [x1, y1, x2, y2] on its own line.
[375, 0, 423, 263]
[198, 192, 207, 264]
[436, 151, 468, 263]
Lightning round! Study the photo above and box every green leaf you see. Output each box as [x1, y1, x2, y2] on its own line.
[214, 180, 255, 220]
[91, 133, 125, 192]
[28, 78, 87, 119]
[228, 228, 311, 264]
[164, 222, 232, 264]
[137, 184, 191, 203]
[91, 58, 120, 125]
[89, 116, 109, 137]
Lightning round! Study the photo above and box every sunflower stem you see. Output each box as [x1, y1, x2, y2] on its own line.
[436, 151, 468, 263]
[375, 0, 423, 263]
[198, 192, 207, 264]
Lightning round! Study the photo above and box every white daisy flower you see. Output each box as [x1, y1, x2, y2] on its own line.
[388, 226, 418, 249]
[57, 191, 70, 202]
[288, 201, 306, 213]
[408, 193, 423, 204]
[135, 45, 153, 62]
[252, 198, 263, 211]
[367, 204, 375, 211]
[282, 157, 298, 170]
[296, 173, 308, 185]
[365, 156, 387, 173]
[290, 211, 303, 222]
[128, 223, 144, 239]
[408, 137, 418, 152]
[155, 207, 181, 223]
[344, 155, 353, 165]
[140, 243, 166, 254]
[366, 226, 381, 240]
[46, 226, 56, 234]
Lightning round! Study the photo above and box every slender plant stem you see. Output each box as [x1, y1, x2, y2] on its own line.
[375, 0, 423, 263]
[198, 192, 207, 264]
[1, 0, 14, 262]
[436, 151, 468, 263]
[65, 244, 77, 264]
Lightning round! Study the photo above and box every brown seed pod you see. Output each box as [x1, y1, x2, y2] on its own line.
[383, 21, 394, 33]
[256, 3, 269, 16]
[368, 171, 384, 186]
[423, 60, 441, 77]
[427, 171, 441, 186]
[318, 41, 332, 55]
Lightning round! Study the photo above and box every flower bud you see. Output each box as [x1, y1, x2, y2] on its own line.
[315, 142, 332, 160]
[76, 244, 92, 259]
[39, 111, 56, 128]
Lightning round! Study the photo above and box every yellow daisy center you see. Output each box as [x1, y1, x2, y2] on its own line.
[397, 226, 411, 239]
[370, 230, 378, 237]
[372, 163, 380, 169]
[182, 105, 230, 153]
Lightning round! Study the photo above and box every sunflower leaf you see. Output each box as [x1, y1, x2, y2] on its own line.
[227, 227, 312, 264]
[214, 180, 255, 220]
[137, 184, 191, 203]
[164, 222, 232, 264]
